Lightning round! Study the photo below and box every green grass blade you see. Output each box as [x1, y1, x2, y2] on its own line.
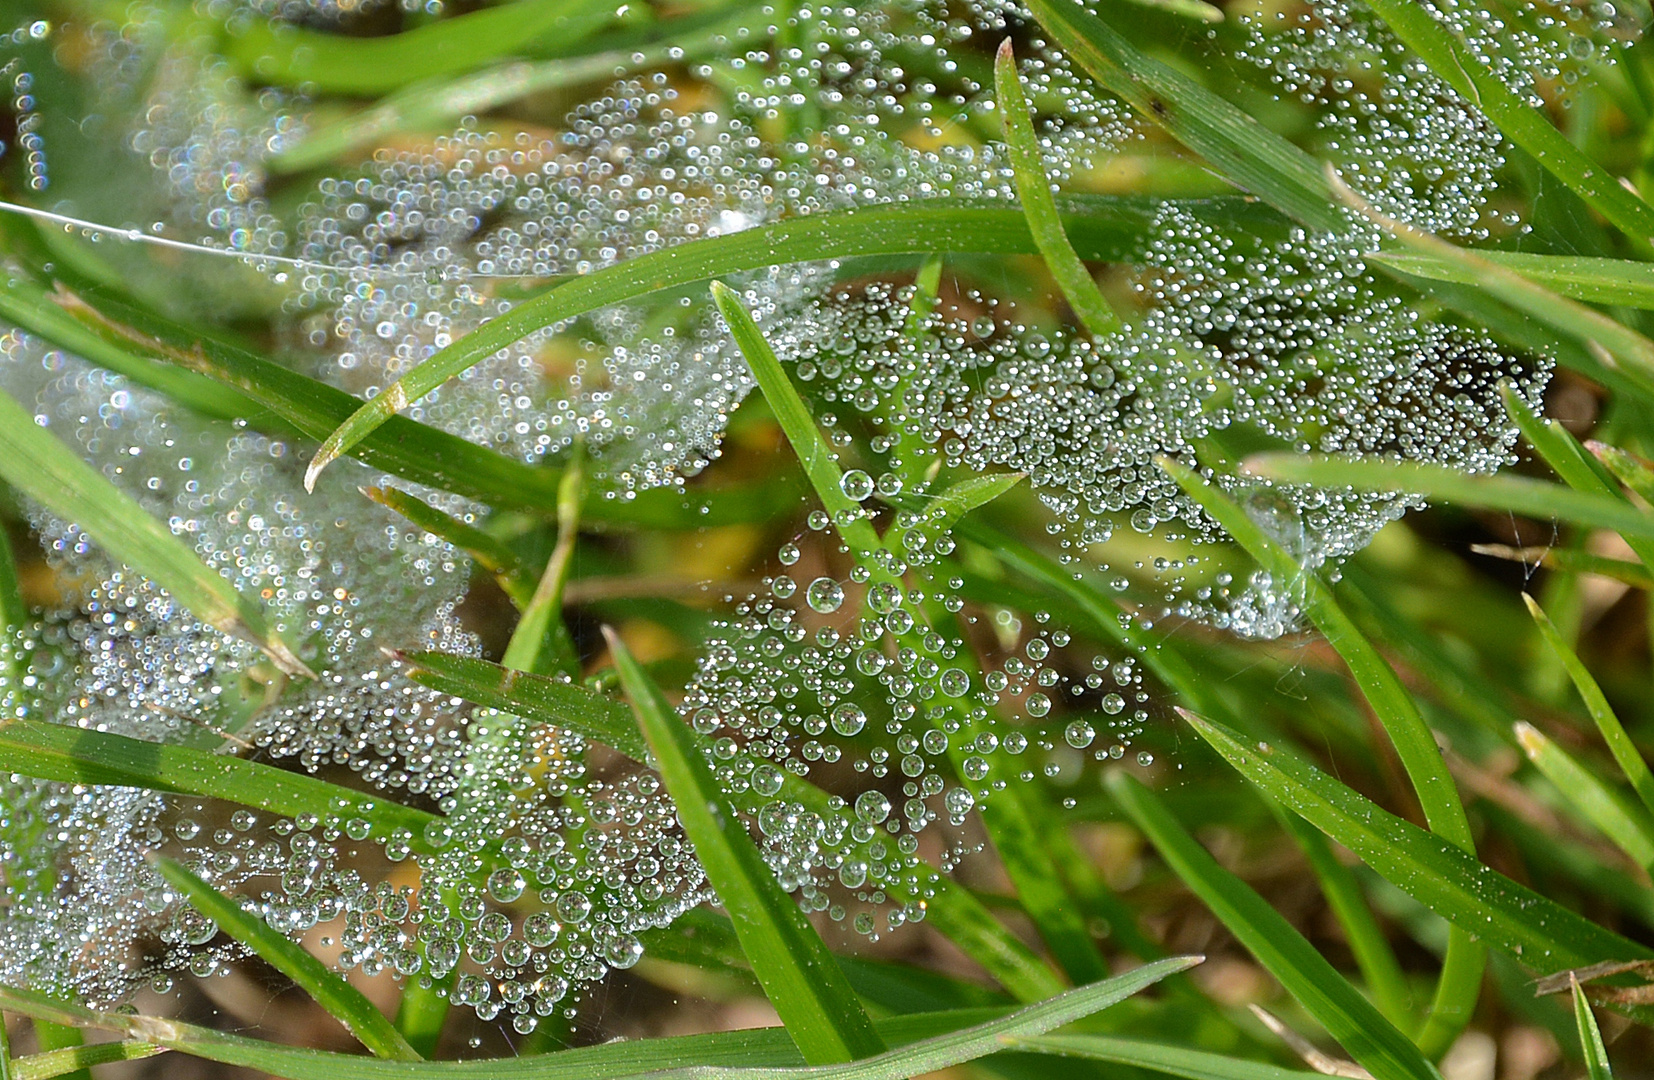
[1523, 595, 1654, 817]
[1272, 805, 1414, 1029]
[222, 0, 617, 95]
[0, 719, 441, 850]
[1106, 772, 1440, 1080]
[0, 386, 312, 678]
[22, 1026, 82, 1080]
[0, 960, 1195, 1080]
[1592, 442, 1654, 503]
[1359, 0, 1654, 246]
[501, 456, 584, 677]
[994, 40, 1121, 337]
[1515, 721, 1654, 871]
[1022, 0, 1343, 231]
[1369, 250, 1654, 310]
[1575, 977, 1614, 1080]
[1245, 453, 1654, 540]
[299, 195, 1276, 485]
[1010, 1035, 1320, 1080]
[604, 625, 886, 1063]
[151, 856, 419, 1061]
[362, 486, 533, 609]
[1471, 544, 1653, 588]
[12, 1042, 164, 1080]
[1161, 456, 1482, 1054]
[1181, 710, 1654, 987]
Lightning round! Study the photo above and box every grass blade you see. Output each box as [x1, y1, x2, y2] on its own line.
[1180, 710, 1654, 989]
[0, 959, 1196, 1080]
[21, 1027, 82, 1080]
[1524, 594, 1654, 817]
[12, 1042, 164, 1080]
[1022, 0, 1343, 231]
[1592, 442, 1654, 503]
[1359, 0, 1654, 247]
[300, 194, 1277, 486]
[1369, 250, 1654, 310]
[1244, 453, 1654, 540]
[361, 486, 533, 609]
[603, 625, 886, 1063]
[1515, 721, 1654, 872]
[501, 456, 584, 677]
[1010, 1034, 1320, 1080]
[151, 856, 420, 1061]
[994, 40, 1121, 337]
[1471, 544, 1653, 588]
[0, 386, 312, 678]
[1106, 772, 1440, 1080]
[1161, 456, 1482, 1055]
[1574, 977, 1614, 1080]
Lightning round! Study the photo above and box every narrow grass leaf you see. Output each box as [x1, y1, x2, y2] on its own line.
[501, 457, 584, 677]
[1369, 250, 1654, 310]
[1022, 0, 1343, 231]
[1181, 710, 1654, 985]
[1523, 594, 1654, 818]
[300, 195, 1277, 485]
[12, 1043, 164, 1080]
[605, 626, 886, 1063]
[1244, 453, 1654, 540]
[362, 487, 533, 608]
[1514, 721, 1654, 872]
[1575, 977, 1615, 1080]
[0, 387, 311, 678]
[1471, 544, 1653, 588]
[1106, 772, 1439, 1080]
[0, 960, 1194, 1080]
[151, 856, 419, 1061]
[1010, 1034, 1321, 1080]
[1359, 0, 1654, 246]
[26, 1025, 83, 1080]
[1160, 455, 1482, 1055]
[994, 39, 1121, 337]
[1591, 442, 1654, 504]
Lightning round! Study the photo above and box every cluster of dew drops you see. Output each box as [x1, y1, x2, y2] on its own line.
[0, 0, 1622, 1036]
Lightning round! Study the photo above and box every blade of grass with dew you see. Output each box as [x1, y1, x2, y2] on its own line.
[1514, 721, 1654, 871]
[0, 386, 312, 678]
[300, 194, 1279, 485]
[1524, 594, 1654, 817]
[0, 959, 1196, 1080]
[1180, 710, 1654, 992]
[1271, 803, 1414, 1029]
[994, 39, 1121, 338]
[1333, 174, 1654, 393]
[1369, 250, 1654, 310]
[393, 650, 1065, 1003]
[503, 454, 584, 677]
[893, 472, 1025, 555]
[361, 486, 533, 609]
[220, 0, 618, 95]
[1106, 773, 1438, 1080]
[23, 1025, 83, 1080]
[152, 856, 420, 1060]
[604, 626, 886, 1063]
[1592, 441, 1654, 503]
[1009, 1035, 1321, 1080]
[1160, 455, 1483, 1055]
[1245, 454, 1654, 539]
[1358, 0, 1654, 247]
[1575, 977, 1614, 1079]
[11, 1043, 164, 1080]
[1022, 0, 1343, 231]
[714, 280, 1106, 984]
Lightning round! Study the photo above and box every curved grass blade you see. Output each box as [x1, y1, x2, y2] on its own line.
[1010, 1034, 1320, 1080]
[362, 486, 533, 609]
[605, 625, 886, 1062]
[1472, 544, 1653, 588]
[1160, 456, 1482, 1055]
[1022, 0, 1343, 231]
[1359, 0, 1654, 247]
[1245, 454, 1654, 540]
[1515, 721, 1654, 872]
[222, 0, 617, 95]
[0, 959, 1195, 1080]
[1180, 710, 1654, 996]
[0, 387, 312, 678]
[1592, 442, 1654, 504]
[1370, 250, 1654, 310]
[12, 1042, 164, 1080]
[301, 194, 1278, 487]
[994, 40, 1121, 337]
[1575, 976, 1614, 1080]
[151, 856, 420, 1061]
[1106, 772, 1439, 1080]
